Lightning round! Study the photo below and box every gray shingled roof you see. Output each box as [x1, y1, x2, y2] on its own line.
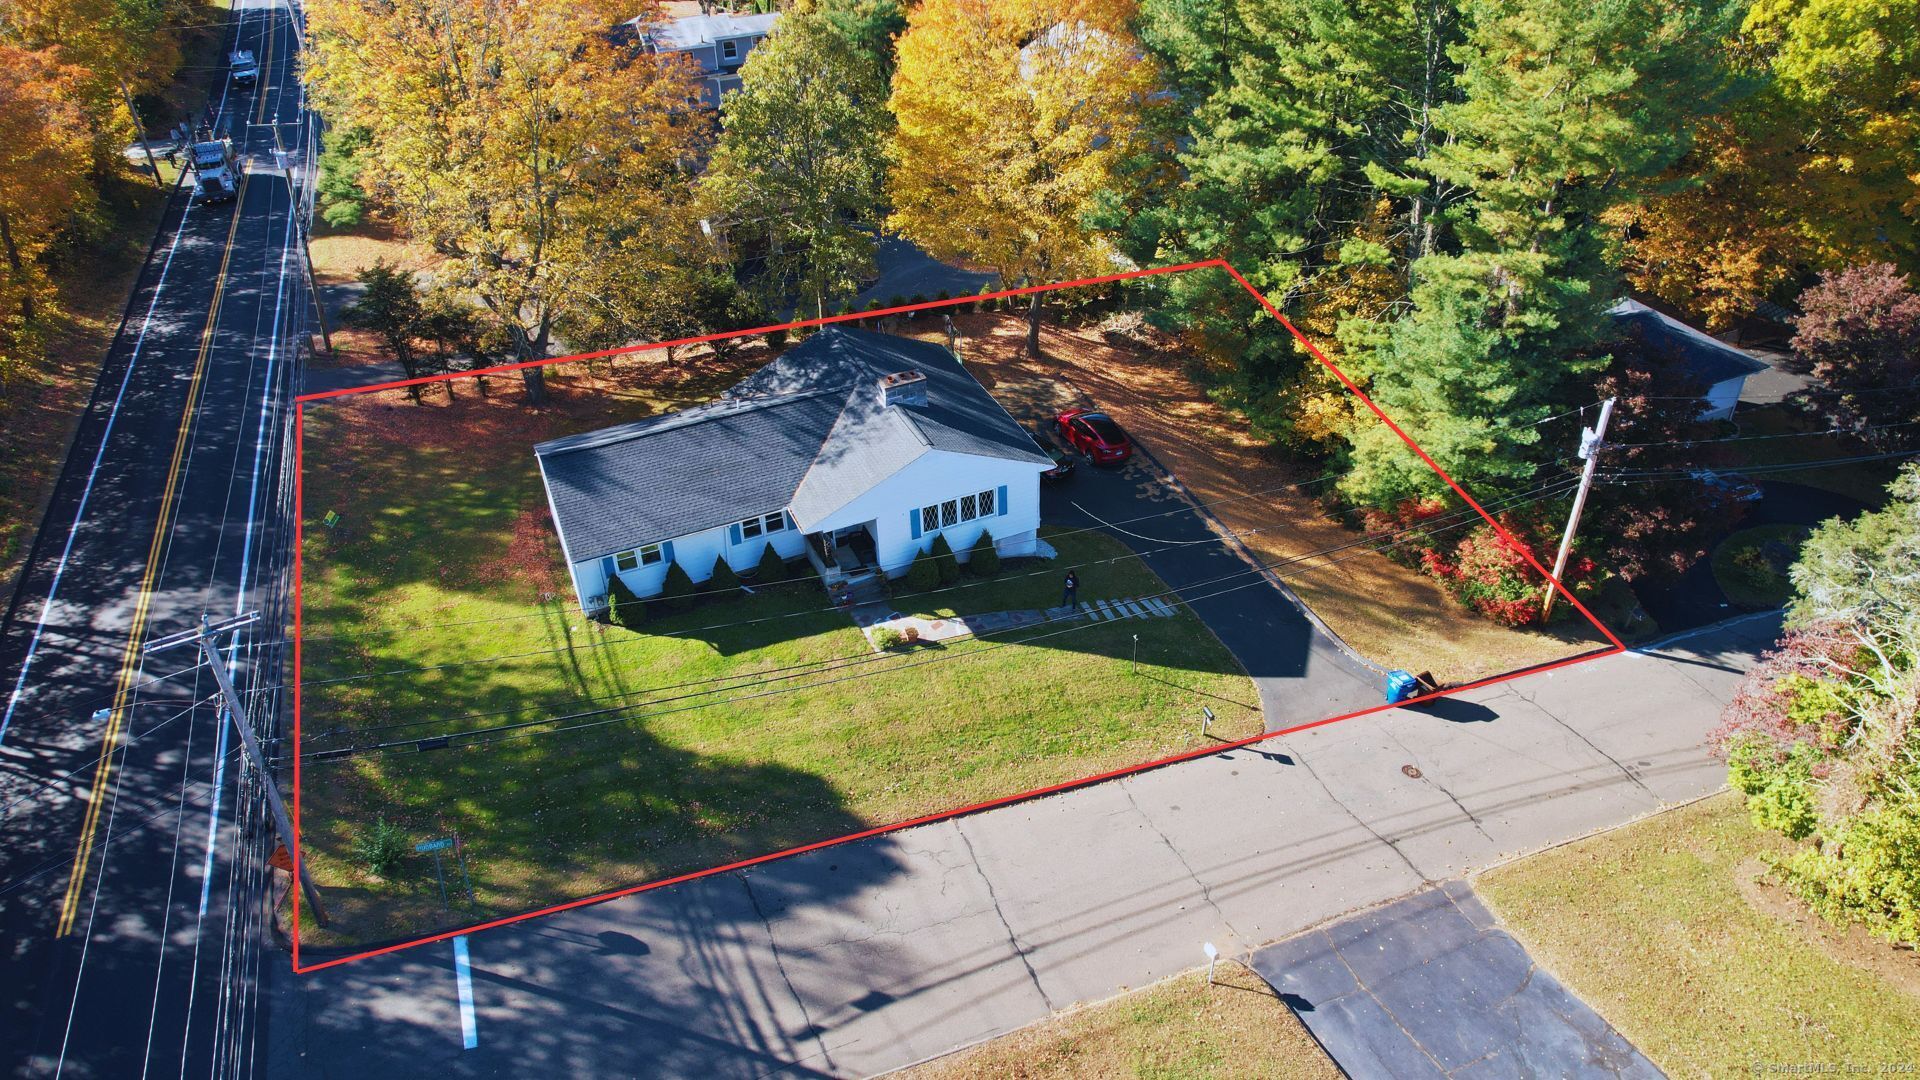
[535, 327, 1049, 563]
[1608, 299, 1769, 386]
[641, 11, 779, 50]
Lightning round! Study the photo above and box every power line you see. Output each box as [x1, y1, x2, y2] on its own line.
[1602, 448, 1920, 481]
[303, 476, 1582, 760]
[288, 472, 1570, 691]
[1606, 418, 1920, 450]
[287, 466, 1357, 645]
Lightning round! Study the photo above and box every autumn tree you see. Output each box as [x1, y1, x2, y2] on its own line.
[1614, 0, 1920, 326]
[887, 0, 1163, 356]
[0, 0, 205, 175]
[700, 8, 889, 319]
[1787, 263, 1920, 447]
[0, 44, 91, 381]
[305, 0, 710, 405]
[1587, 340, 1749, 581]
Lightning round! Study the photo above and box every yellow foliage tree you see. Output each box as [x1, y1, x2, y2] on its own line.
[0, 44, 92, 380]
[1615, 0, 1919, 328]
[305, 0, 710, 404]
[886, 0, 1163, 356]
[1, 0, 201, 174]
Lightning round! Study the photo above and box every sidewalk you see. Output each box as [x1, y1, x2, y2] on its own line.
[267, 612, 1781, 1079]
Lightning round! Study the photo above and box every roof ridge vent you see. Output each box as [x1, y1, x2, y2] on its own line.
[880, 370, 928, 409]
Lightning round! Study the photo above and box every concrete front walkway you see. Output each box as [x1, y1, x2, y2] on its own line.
[267, 613, 1779, 1079]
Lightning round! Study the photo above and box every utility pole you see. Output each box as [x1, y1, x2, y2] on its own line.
[273, 126, 333, 354]
[119, 78, 164, 189]
[145, 612, 330, 926]
[1542, 397, 1615, 620]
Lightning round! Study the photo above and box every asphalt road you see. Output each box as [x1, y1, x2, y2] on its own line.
[262, 612, 1775, 1078]
[0, 3, 308, 1075]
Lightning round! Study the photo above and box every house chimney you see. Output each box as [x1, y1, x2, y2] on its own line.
[880, 370, 928, 408]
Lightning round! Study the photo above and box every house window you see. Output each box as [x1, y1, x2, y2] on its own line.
[722, 39, 738, 59]
[762, 512, 786, 534]
[638, 543, 664, 566]
[978, 488, 996, 516]
[615, 550, 639, 572]
[941, 500, 958, 527]
[922, 506, 939, 533]
[960, 493, 977, 521]
[741, 516, 764, 540]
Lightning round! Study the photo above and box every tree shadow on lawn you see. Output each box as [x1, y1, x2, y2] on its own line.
[300, 692, 904, 953]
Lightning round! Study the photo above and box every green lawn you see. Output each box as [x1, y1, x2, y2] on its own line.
[298, 375, 1259, 945]
[1477, 793, 1920, 1076]
[901, 961, 1339, 1080]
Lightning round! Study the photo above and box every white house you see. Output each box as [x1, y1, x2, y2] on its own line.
[1608, 298, 1770, 421]
[631, 11, 780, 108]
[535, 327, 1054, 612]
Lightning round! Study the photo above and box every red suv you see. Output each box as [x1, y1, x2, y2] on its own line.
[1056, 408, 1134, 465]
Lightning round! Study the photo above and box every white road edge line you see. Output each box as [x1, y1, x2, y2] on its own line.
[454, 936, 479, 1051]
[0, 179, 192, 746]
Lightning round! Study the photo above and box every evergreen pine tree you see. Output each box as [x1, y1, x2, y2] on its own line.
[967, 531, 1000, 576]
[659, 561, 696, 612]
[929, 533, 960, 584]
[754, 543, 788, 584]
[606, 574, 644, 628]
[903, 547, 940, 592]
[708, 554, 741, 592]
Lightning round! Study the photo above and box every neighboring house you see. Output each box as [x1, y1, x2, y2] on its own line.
[1608, 298, 1770, 421]
[536, 327, 1054, 612]
[633, 11, 780, 108]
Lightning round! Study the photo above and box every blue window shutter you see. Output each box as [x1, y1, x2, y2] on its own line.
[997, 485, 1009, 517]
[910, 509, 921, 539]
[663, 539, 676, 564]
[729, 523, 743, 545]
[600, 555, 616, 581]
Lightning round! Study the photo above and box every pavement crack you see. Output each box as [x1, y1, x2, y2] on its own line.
[1118, 781, 1244, 943]
[1289, 741, 1430, 883]
[739, 872, 833, 1071]
[1508, 684, 1663, 803]
[1381, 726, 1496, 845]
[954, 821, 1056, 1012]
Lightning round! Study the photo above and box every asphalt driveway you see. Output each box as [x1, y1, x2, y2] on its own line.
[1041, 448, 1382, 729]
[1250, 882, 1663, 1078]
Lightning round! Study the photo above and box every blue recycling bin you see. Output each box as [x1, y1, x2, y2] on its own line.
[1384, 669, 1420, 704]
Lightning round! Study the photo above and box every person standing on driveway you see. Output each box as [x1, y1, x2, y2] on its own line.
[1061, 570, 1079, 610]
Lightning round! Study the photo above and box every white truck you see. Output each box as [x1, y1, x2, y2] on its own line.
[230, 49, 258, 87]
[189, 138, 241, 203]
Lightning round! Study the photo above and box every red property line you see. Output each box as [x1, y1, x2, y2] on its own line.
[289, 257, 1623, 974]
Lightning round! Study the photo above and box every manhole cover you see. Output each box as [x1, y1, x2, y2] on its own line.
[1402, 765, 1423, 779]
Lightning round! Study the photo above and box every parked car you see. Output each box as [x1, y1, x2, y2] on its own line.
[1056, 408, 1134, 466]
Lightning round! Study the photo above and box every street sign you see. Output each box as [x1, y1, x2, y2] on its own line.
[415, 837, 454, 853]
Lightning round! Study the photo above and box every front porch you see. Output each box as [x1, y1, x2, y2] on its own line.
[804, 521, 881, 587]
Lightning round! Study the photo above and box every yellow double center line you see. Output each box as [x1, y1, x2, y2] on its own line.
[56, 172, 253, 938]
